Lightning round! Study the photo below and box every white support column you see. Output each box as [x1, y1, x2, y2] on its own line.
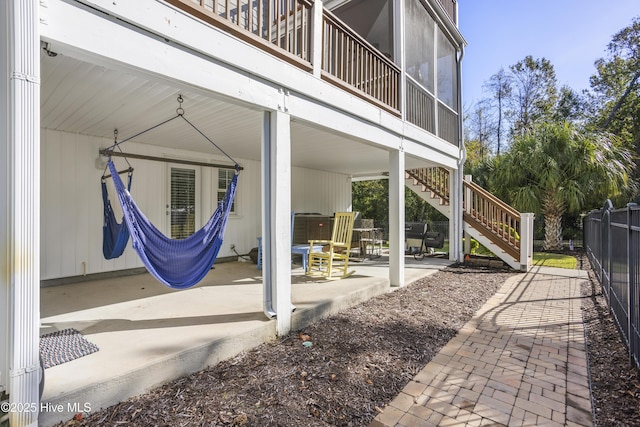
[455, 41, 465, 262]
[449, 166, 464, 263]
[0, 0, 9, 403]
[1, 1, 41, 426]
[261, 108, 292, 335]
[310, 1, 323, 78]
[463, 174, 472, 257]
[389, 149, 405, 287]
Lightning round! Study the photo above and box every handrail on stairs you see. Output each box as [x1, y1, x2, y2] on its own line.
[463, 179, 520, 259]
[406, 167, 450, 203]
[406, 167, 526, 264]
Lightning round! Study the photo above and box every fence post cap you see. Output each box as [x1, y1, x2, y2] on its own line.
[604, 199, 615, 210]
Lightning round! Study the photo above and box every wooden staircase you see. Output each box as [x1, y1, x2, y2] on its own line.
[405, 168, 532, 270]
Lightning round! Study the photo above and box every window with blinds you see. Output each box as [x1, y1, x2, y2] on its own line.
[171, 167, 196, 239]
[218, 169, 236, 213]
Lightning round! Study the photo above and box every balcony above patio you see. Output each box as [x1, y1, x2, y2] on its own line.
[164, 0, 463, 146]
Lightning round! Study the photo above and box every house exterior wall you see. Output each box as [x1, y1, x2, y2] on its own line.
[291, 167, 352, 216]
[40, 128, 351, 281]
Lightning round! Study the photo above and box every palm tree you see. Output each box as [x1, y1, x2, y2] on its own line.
[492, 121, 634, 251]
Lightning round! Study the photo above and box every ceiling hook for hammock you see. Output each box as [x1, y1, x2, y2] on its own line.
[100, 129, 121, 180]
[111, 128, 133, 170]
[176, 95, 185, 116]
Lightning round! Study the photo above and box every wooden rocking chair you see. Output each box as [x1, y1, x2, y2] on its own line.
[307, 212, 356, 279]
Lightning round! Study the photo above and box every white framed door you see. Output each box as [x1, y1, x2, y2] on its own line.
[168, 164, 202, 239]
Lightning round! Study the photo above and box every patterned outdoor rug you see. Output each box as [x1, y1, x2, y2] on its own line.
[39, 328, 99, 369]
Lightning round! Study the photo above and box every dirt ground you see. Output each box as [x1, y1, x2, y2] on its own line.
[57, 254, 639, 427]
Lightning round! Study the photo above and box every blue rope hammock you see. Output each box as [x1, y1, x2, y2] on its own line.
[107, 159, 239, 289]
[102, 171, 133, 260]
[100, 96, 241, 288]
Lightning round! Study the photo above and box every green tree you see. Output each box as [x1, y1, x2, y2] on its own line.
[483, 68, 512, 154]
[352, 180, 388, 228]
[405, 190, 446, 223]
[463, 138, 493, 189]
[588, 16, 640, 185]
[352, 179, 447, 232]
[467, 99, 494, 159]
[468, 57, 560, 158]
[553, 85, 586, 123]
[507, 56, 558, 136]
[492, 121, 634, 250]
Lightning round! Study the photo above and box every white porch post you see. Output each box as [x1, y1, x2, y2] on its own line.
[453, 39, 465, 263]
[520, 213, 535, 271]
[310, 0, 323, 78]
[463, 229, 471, 256]
[389, 149, 405, 287]
[393, 0, 406, 121]
[0, 1, 8, 406]
[1, 1, 41, 426]
[463, 174, 472, 256]
[261, 108, 292, 335]
[449, 166, 464, 263]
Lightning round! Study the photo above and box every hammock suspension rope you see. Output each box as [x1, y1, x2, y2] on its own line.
[100, 96, 240, 289]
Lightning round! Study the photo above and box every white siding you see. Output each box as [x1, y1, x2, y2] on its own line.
[291, 167, 352, 215]
[40, 129, 351, 280]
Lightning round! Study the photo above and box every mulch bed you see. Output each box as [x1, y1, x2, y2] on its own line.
[57, 256, 640, 426]
[578, 254, 640, 426]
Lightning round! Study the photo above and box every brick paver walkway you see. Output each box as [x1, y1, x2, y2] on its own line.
[371, 266, 593, 427]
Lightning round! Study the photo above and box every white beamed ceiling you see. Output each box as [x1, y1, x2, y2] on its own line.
[40, 51, 435, 176]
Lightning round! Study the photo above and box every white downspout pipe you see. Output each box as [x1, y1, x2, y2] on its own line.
[452, 43, 465, 263]
[261, 113, 277, 319]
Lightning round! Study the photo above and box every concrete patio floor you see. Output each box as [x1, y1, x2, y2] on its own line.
[39, 255, 452, 426]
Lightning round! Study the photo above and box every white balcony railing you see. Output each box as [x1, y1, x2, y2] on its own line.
[166, 0, 458, 145]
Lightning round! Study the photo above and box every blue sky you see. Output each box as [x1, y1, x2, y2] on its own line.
[457, 0, 639, 109]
